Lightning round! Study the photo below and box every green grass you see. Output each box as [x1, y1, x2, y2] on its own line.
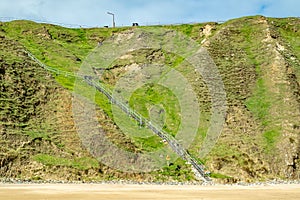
[238, 18, 281, 152]
[245, 78, 270, 126]
[129, 83, 181, 136]
[132, 136, 164, 152]
[33, 154, 99, 170]
[171, 24, 194, 36]
[210, 172, 232, 179]
[163, 23, 214, 42]
[242, 17, 300, 153]
[210, 143, 242, 158]
[23, 130, 50, 140]
[158, 159, 195, 181]
[107, 82, 181, 151]
[1, 20, 121, 90]
[263, 129, 281, 152]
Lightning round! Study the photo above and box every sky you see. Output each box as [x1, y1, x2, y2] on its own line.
[0, 0, 299, 27]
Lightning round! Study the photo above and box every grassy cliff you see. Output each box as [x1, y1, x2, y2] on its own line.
[0, 16, 299, 183]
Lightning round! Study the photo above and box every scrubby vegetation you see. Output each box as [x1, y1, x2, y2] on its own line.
[0, 16, 299, 183]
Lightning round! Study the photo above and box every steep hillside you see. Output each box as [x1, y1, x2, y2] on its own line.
[0, 16, 299, 183]
[205, 16, 300, 181]
[0, 21, 194, 182]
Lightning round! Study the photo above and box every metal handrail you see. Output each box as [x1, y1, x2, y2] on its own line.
[24, 49, 211, 182]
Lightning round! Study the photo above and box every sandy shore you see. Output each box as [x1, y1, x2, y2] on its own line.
[1, 183, 300, 200]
